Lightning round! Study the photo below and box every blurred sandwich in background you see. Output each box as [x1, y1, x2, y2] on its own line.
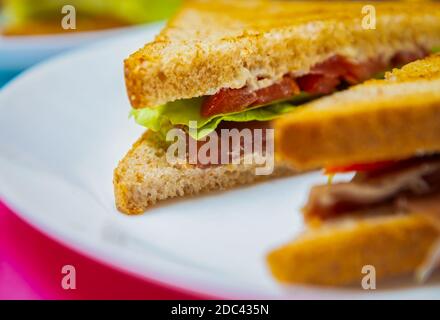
[1, 0, 181, 35]
[268, 54, 440, 286]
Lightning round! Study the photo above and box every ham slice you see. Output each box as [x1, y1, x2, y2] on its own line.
[304, 157, 440, 220]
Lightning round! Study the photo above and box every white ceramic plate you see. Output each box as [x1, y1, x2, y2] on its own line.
[0, 24, 439, 299]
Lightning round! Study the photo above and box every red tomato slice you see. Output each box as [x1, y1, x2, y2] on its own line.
[391, 48, 428, 67]
[309, 55, 352, 77]
[296, 74, 340, 94]
[253, 76, 300, 105]
[201, 76, 299, 117]
[201, 50, 427, 118]
[201, 87, 257, 118]
[325, 160, 398, 174]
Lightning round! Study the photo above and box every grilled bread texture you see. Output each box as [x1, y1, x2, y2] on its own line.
[124, 0, 440, 109]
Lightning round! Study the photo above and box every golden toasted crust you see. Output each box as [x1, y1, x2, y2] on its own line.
[274, 55, 440, 170]
[385, 54, 440, 82]
[267, 211, 439, 286]
[114, 130, 296, 214]
[124, 0, 440, 108]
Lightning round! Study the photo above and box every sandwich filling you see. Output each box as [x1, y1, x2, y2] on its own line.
[304, 155, 440, 221]
[304, 155, 440, 281]
[132, 48, 428, 141]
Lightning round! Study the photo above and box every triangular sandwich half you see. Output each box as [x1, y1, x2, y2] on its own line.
[268, 55, 440, 286]
[115, 0, 440, 214]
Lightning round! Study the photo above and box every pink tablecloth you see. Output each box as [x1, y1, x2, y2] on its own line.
[0, 200, 206, 300]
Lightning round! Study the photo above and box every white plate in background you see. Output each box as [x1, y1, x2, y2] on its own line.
[0, 24, 439, 299]
[0, 23, 154, 71]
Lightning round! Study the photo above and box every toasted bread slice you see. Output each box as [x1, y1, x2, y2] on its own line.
[114, 130, 296, 214]
[385, 54, 440, 82]
[274, 55, 440, 170]
[125, 0, 440, 109]
[267, 210, 440, 286]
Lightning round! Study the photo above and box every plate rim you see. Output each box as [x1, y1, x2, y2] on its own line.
[0, 26, 277, 299]
[0, 25, 436, 300]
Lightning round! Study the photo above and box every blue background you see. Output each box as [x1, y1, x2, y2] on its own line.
[0, 70, 20, 88]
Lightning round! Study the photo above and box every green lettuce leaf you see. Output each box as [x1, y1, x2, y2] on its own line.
[4, 0, 181, 24]
[432, 47, 440, 54]
[131, 94, 311, 140]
